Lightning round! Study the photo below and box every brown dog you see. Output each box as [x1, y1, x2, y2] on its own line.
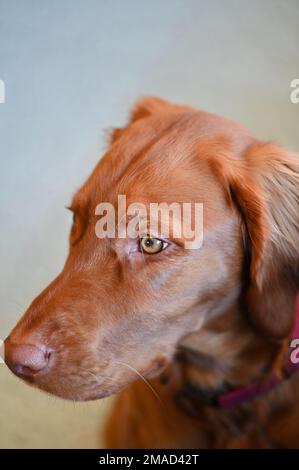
[4, 97, 299, 448]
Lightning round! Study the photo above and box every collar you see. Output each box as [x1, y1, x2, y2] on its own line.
[180, 298, 299, 409]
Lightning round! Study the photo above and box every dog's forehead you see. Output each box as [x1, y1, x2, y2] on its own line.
[74, 108, 250, 209]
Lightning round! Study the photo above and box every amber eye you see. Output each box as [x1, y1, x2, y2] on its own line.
[140, 237, 168, 254]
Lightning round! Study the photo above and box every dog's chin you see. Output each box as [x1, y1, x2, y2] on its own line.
[42, 385, 120, 402]
[28, 378, 122, 402]
[29, 357, 170, 402]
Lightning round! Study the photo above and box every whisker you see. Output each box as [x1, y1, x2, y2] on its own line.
[113, 360, 164, 405]
[75, 366, 120, 387]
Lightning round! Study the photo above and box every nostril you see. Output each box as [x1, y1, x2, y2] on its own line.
[4, 340, 52, 379]
[45, 350, 52, 362]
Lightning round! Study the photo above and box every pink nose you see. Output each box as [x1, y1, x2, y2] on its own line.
[4, 338, 51, 379]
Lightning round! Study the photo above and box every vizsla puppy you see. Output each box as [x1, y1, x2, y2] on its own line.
[4, 98, 299, 448]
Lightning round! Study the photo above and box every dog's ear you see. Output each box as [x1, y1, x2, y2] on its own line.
[130, 96, 171, 122]
[109, 97, 171, 144]
[213, 141, 299, 339]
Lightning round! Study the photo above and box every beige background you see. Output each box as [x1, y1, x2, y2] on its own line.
[0, 0, 298, 448]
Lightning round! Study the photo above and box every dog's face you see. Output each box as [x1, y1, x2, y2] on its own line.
[5, 98, 299, 400]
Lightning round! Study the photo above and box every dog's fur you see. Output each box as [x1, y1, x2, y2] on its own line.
[5, 98, 299, 448]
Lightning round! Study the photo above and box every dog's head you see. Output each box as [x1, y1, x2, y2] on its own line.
[4, 98, 299, 400]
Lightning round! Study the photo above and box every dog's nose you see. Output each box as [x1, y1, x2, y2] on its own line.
[4, 338, 51, 378]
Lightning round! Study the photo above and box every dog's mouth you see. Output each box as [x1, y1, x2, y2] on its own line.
[26, 376, 121, 402]
[47, 357, 168, 402]
[4, 329, 170, 401]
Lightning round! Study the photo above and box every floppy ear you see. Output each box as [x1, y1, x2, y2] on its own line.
[214, 141, 299, 339]
[109, 96, 171, 144]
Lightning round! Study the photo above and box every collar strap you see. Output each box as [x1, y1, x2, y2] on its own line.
[183, 297, 299, 409]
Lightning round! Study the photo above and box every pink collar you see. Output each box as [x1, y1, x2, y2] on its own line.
[218, 297, 299, 408]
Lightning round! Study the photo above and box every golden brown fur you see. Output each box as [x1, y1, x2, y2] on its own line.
[4, 97, 299, 448]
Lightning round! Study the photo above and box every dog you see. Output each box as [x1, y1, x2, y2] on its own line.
[4, 97, 299, 448]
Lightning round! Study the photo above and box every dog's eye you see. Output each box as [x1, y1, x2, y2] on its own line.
[140, 237, 168, 254]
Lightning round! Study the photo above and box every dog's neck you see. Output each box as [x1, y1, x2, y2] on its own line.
[177, 305, 288, 396]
